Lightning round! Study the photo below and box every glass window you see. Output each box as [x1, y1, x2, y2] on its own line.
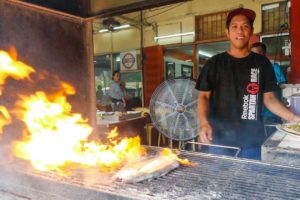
[181, 65, 193, 79]
[121, 71, 143, 110]
[135, 50, 143, 70]
[113, 53, 121, 71]
[196, 41, 229, 77]
[165, 61, 175, 79]
[261, 33, 290, 82]
[262, 2, 290, 33]
[94, 50, 143, 109]
[94, 54, 112, 104]
[195, 11, 229, 41]
[164, 45, 193, 80]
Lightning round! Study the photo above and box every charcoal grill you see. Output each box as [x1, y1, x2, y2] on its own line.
[1, 1, 300, 199]
[1, 146, 300, 200]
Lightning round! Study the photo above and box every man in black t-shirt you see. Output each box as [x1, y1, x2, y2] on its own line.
[195, 8, 300, 160]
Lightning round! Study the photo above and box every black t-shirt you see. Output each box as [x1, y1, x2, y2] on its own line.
[195, 52, 279, 148]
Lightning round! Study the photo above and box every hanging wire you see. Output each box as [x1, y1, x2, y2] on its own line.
[144, 3, 185, 19]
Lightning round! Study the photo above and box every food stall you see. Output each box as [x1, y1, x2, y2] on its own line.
[1, 1, 300, 200]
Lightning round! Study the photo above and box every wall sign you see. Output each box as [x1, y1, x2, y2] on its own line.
[120, 50, 137, 71]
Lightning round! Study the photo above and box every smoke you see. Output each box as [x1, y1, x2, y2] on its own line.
[76, 167, 115, 186]
[0, 143, 14, 165]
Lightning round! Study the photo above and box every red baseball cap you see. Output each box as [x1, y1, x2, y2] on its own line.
[226, 8, 256, 28]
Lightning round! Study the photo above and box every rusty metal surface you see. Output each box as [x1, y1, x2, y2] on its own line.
[0, 0, 96, 138]
[1, 147, 300, 200]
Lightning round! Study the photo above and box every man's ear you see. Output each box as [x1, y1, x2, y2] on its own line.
[225, 28, 230, 39]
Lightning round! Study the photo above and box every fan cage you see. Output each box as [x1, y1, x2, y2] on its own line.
[149, 78, 199, 141]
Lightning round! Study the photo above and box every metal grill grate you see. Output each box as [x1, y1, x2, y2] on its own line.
[1, 147, 300, 200]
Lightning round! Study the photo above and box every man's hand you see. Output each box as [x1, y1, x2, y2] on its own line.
[289, 114, 300, 123]
[197, 91, 212, 144]
[199, 122, 213, 144]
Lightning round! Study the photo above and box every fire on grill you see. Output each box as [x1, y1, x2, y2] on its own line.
[0, 49, 194, 182]
[114, 148, 195, 183]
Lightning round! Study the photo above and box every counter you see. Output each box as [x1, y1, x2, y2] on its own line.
[262, 130, 300, 167]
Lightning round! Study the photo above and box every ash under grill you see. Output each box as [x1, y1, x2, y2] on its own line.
[1, 146, 300, 200]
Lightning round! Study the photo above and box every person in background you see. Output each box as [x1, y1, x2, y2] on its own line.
[251, 42, 287, 137]
[196, 7, 300, 160]
[120, 81, 129, 100]
[251, 42, 287, 84]
[120, 81, 130, 110]
[109, 70, 125, 112]
[96, 85, 104, 103]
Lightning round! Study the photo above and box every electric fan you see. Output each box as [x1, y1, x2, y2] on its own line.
[149, 78, 199, 141]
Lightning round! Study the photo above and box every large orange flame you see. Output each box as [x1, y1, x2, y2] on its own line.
[0, 49, 35, 92]
[0, 49, 193, 175]
[0, 49, 35, 133]
[0, 106, 11, 134]
[13, 89, 145, 173]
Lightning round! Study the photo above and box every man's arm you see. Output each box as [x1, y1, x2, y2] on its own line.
[264, 92, 300, 122]
[197, 91, 213, 143]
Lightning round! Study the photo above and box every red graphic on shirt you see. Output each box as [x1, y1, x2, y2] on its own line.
[246, 83, 259, 95]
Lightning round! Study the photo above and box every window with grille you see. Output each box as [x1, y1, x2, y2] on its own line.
[195, 11, 229, 41]
[262, 1, 290, 33]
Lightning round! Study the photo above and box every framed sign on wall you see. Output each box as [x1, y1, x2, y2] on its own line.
[120, 50, 137, 71]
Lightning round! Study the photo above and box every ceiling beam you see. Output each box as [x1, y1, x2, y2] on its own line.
[19, 0, 191, 19]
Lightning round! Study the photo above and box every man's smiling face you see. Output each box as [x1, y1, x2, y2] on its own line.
[226, 14, 253, 50]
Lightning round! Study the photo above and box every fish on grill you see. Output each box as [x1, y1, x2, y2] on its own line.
[113, 154, 179, 183]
